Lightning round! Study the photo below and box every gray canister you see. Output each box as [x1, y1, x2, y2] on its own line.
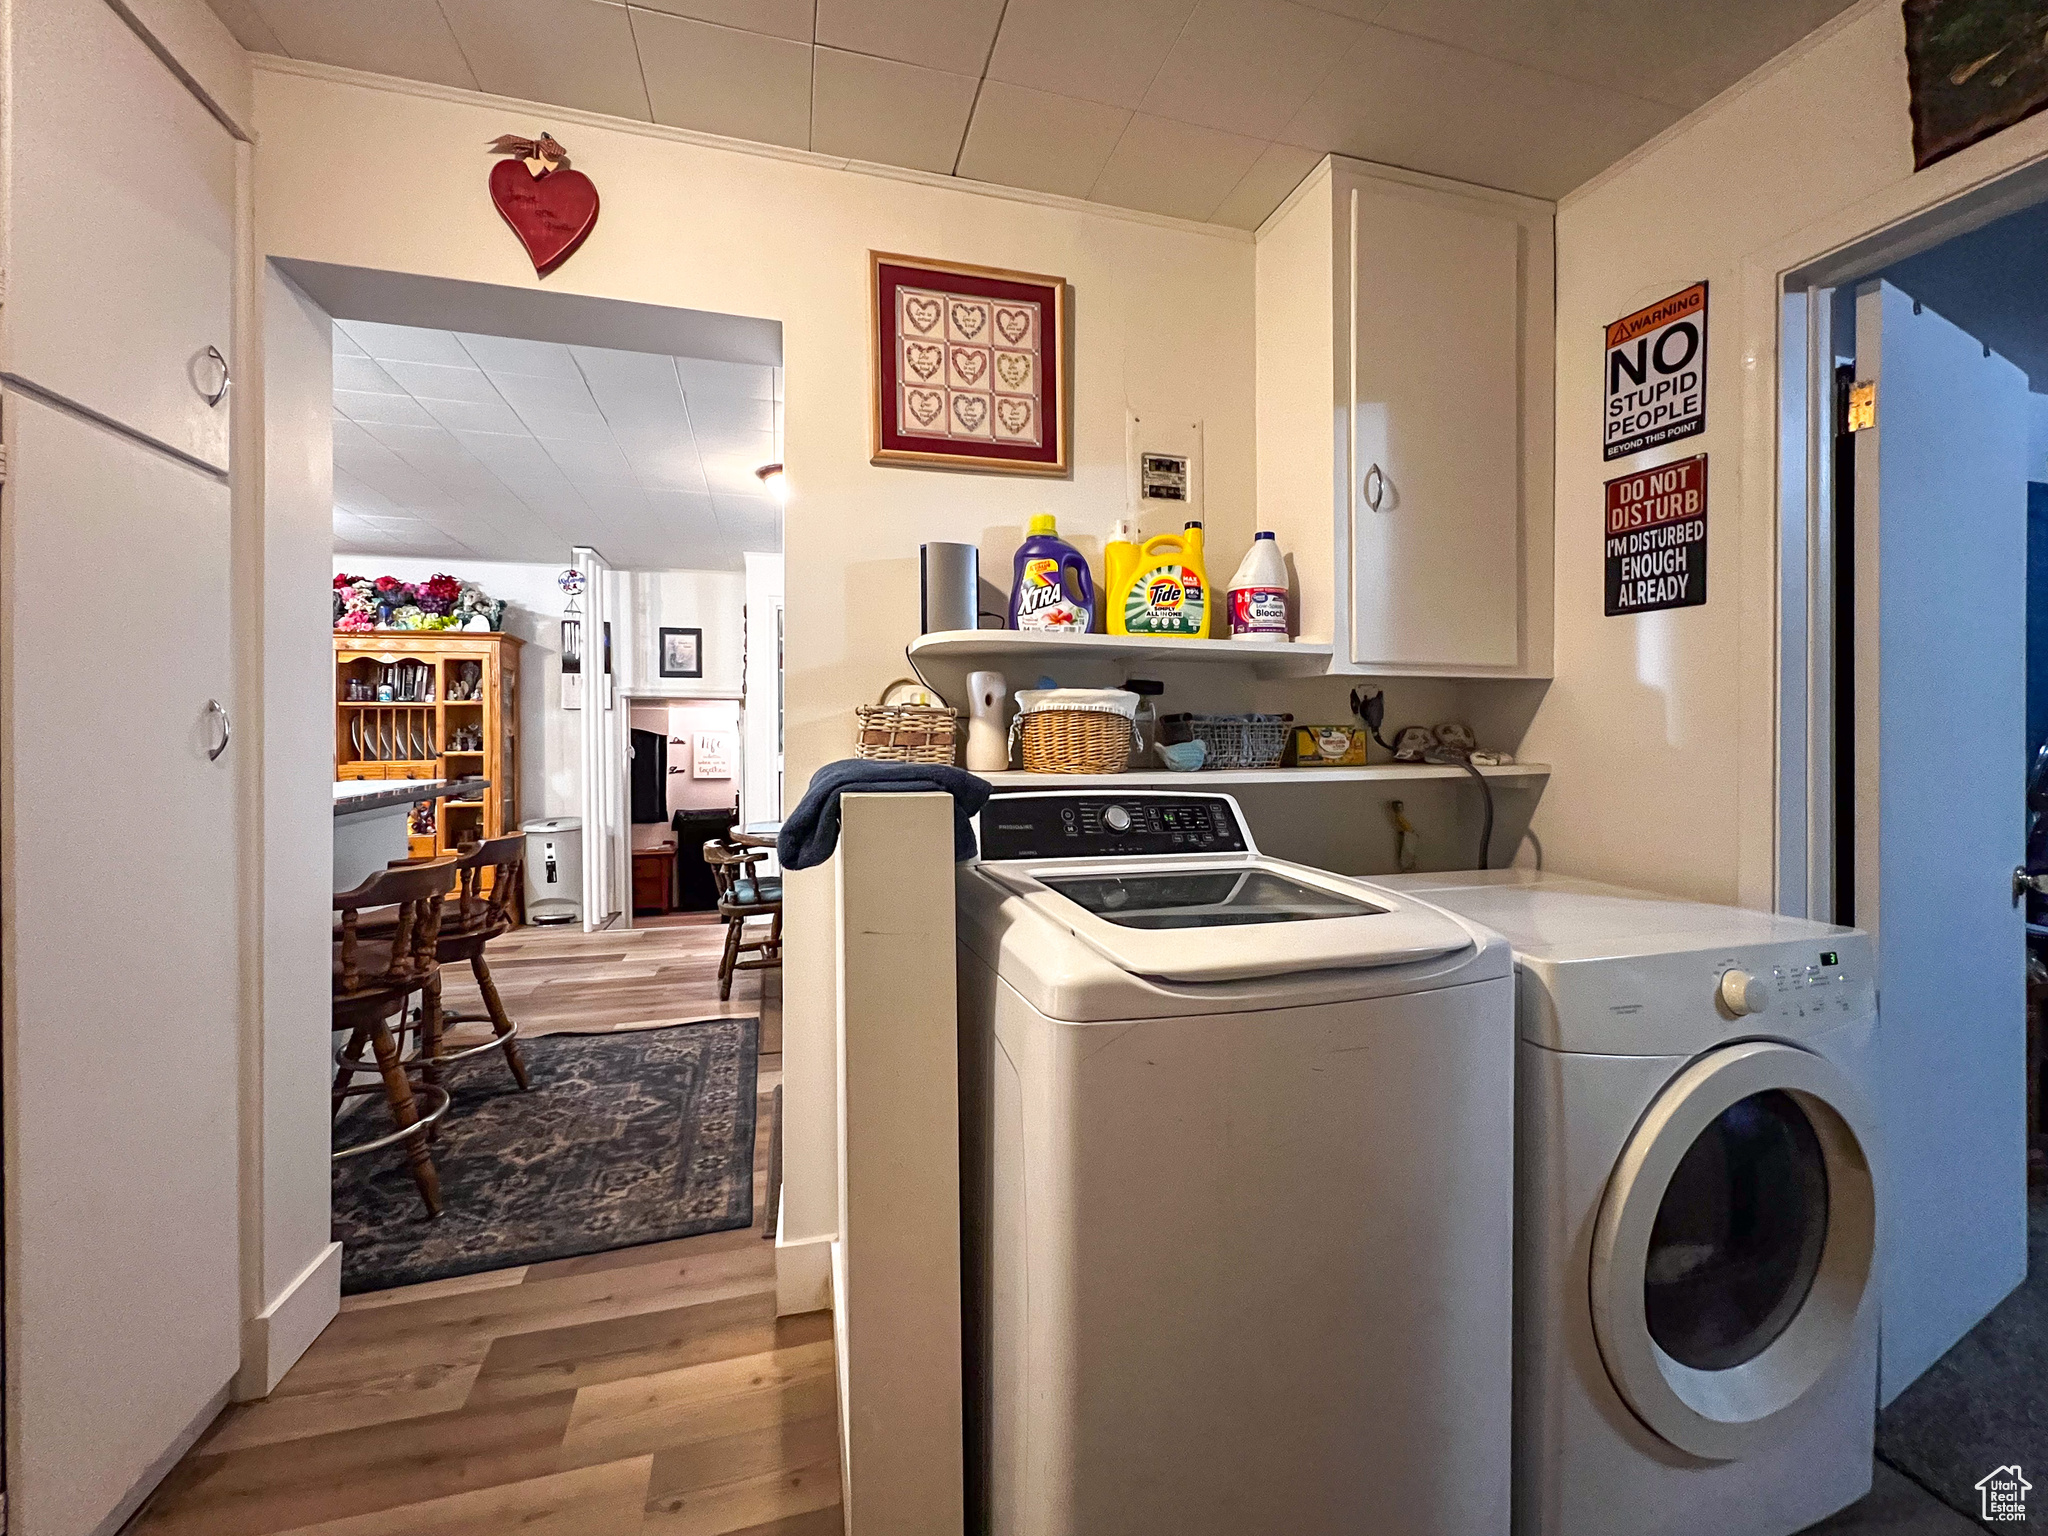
[921, 541, 981, 634]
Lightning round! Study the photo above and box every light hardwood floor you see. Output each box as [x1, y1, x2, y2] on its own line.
[133, 913, 837, 1536]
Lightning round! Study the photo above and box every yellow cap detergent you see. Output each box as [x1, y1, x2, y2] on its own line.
[1110, 521, 1211, 637]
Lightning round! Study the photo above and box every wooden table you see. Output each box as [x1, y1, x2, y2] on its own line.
[733, 822, 782, 850]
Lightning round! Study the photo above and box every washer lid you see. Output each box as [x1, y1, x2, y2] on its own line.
[982, 857, 1474, 983]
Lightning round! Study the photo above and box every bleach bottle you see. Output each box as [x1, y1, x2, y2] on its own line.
[1009, 514, 1094, 632]
[1226, 530, 1289, 640]
[1111, 521, 1211, 638]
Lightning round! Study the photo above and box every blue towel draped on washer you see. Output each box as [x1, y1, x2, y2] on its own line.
[777, 759, 992, 870]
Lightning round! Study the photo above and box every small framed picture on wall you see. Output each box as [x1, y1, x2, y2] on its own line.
[660, 626, 703, 679]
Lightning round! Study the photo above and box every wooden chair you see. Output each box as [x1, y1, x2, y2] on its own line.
[405, 836, 532, 1093]
[332, 857, 458, 1217]
[703, 836, 782, 1001]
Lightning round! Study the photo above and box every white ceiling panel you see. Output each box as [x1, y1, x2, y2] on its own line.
[1209, 139, 1322, 230]
[811, 48, 980, 174]
[957, 81, 1131, 200]
[248, 0, 476, 89]
[984, 0, 1195, 110]
[326, 321, 780, 570]
[631, 0, 814, 40]
[1139, 0, 1364, 141]
[1089, 113, 1266, 222]
[814, 0, 1005, 75]
[437, 0, 652, 121]
[632, 10, 815, 149]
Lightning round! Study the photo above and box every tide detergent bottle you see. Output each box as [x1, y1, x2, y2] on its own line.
[1009, 514, 1094, 631]
[1111, 521, 1211, 637]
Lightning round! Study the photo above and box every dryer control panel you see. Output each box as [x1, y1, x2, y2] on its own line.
[978, 792, 1249, 861]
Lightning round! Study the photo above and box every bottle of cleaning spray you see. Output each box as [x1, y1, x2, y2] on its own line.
[1226, 530, 1289, 640]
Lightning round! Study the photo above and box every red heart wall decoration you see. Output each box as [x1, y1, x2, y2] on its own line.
[487, 133, 599, 277]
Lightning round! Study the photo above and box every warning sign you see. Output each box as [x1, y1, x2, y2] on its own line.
[1605, 454, 1707, 616]
[1604, 282, 1707, 461]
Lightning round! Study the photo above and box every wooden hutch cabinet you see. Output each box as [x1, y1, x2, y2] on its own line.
[335, 631, 521, 860]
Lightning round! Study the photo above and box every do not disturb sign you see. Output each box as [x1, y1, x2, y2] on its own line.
[1606, 455, 1707, 617]
[1604, 282, 1707, 461]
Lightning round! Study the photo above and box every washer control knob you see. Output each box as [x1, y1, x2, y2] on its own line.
[1102, 804, 1132, 833]
[1718, 969, 1766, 1018]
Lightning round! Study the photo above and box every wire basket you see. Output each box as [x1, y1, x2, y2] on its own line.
[854, 678, 960, 764]
[1165, 712, 1294, 771]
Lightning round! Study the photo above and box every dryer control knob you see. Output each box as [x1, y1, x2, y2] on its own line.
[1718, 969, 1766, 1017]
[1103, 804, 1132, 833]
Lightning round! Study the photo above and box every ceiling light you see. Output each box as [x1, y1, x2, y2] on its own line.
[755, 462, 787, 501]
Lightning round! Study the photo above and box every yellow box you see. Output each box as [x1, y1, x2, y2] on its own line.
[1292, 725, 1368, 767]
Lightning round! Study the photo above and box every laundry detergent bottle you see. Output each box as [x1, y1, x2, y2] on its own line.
[1112, 521, 1211, 637]
[1103, 518, 1140, 611]
[1226, 530, 1289, 640]
[1009, 514, 1094, 632]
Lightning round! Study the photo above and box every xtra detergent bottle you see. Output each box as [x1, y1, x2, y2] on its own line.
[1009, 514, 1094, 632]
[1112, 521, 1211, 637]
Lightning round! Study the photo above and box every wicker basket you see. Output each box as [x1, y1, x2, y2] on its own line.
[854, 679, 960, 764]
[1011, 688, 1138, 775]
[1164, 712, 1294, 770]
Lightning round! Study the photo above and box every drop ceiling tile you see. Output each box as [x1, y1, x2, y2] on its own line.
[814, 0, 1004, 74]
[1280, 26, 1681, 198]
[676, 358, 776, 400]
[647, 489, 720, 522]
[336, 391, 440, 428]
[685, 396, 777, 436]
[631, 10, 814, 150]
[380, 360, 504, 404]
[334, 356, 406, 395]
[419, 397, 529, 435]
[540, 437, 638, 483]
[360, 421, 464, 456]
[811, 49, 978, 173]
[1209, 140, 1321, 228]
[957, 82, 1130, 199]
[452, 430, 556, 473]
[338, 322, 473, 367]
[984, 0, 1195, 109]
[1139, 0, 1364, 140]
[570, 345, 682, 394]
[490, 372, 603, 421]
[332, 327, 368, 359]
[437, 0, 652, 121]
[628, 0, 814, 43]
[1289, 0, 1391, 17]
[1088, 113, 1265, 222]
[248, 0, 477, 88]
[1371, 0, 1855, 111]
[208, 0, 283, 55]
[457, 334, 582, 381]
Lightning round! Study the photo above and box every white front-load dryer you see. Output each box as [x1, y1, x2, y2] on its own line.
[958, 791, 1517, 1536]
[1380, 871, 1880, 1536]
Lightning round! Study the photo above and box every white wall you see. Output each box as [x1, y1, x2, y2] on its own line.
[332, 555, 579, 819]
[258, 59, 1257, 1253]
[1524, 0, 2048, 906]
[615, 567, 747, 695]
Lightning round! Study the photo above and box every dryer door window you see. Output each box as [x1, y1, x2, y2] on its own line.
[1643, 1089, 1830, 1372]
[1589, 1042, 1875, 1462]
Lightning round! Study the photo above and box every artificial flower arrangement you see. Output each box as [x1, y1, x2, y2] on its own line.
[333, 572, 506, 633]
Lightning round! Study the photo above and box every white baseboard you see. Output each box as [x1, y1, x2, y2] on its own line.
[235, 1240, 341, 1400]
[775, 1220, 833, 1317]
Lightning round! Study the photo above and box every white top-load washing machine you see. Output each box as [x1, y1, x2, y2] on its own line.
[1378, 870, 1879, 1536]
[957, 790, 1517, 1536]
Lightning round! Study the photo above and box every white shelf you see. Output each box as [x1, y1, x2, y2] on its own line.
[979, 763, 1549, 789]
[908, 628, 1334, 680]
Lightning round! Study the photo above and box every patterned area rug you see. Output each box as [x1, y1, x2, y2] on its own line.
[335, 1017, 758, 1294]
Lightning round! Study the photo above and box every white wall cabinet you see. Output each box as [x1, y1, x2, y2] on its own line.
[3, 0, 236, 471]
[1257, 158, 1554, 678]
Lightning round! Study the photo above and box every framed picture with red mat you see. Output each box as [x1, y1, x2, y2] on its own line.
[870, 251, 1069, 475]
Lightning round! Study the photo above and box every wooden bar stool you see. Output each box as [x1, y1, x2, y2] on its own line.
[332, 857, 458, 1217]
[703, 835, 782, 1001]
[406, 836, 532, 1091]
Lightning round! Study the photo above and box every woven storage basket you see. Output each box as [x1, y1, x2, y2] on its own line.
[1011, 688, 1138, 775]
[854, 679, 960, 764]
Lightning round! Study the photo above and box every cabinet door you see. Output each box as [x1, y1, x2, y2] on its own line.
[4, 0, 235, 470]
[4, 392, 239, 1535]
[1348, 179, 1524, 669]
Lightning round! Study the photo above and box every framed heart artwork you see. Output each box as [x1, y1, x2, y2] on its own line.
[870, 252, 1069, 475]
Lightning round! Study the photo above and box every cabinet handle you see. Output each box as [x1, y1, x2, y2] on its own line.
[1364, 462, 1385, 512]
[206, 698, 231, 761]
[202, 345, 230, 408]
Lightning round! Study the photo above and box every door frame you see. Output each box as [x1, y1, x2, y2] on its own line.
[613, 687, 744, 929]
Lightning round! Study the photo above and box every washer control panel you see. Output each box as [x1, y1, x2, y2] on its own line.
[978, 792, 1249, 861]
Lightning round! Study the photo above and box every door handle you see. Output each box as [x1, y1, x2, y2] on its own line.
[1363, 462, 1385, 512]
[2013, 866, 2045, 906]
[206, 698, 231, 761]
[202, 345, 230, 408]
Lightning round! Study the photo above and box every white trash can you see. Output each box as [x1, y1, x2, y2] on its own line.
[521, 817, 582, 926]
